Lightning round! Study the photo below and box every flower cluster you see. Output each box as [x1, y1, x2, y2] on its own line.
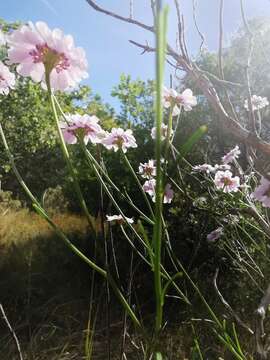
[106, 214, 134, 225]
[7, 21, 88, 91]
[143, 180, 174, 204]
[251, 177, 270, 208]
[102, 128, 137, 153]
[193, 145, 241, 193]
[151, 124, 173, 141]
[139, 159, 156, 179]
[244, 95, 269, 111]
[60, 114, 105, 145]
[207, 227, 223, 242]
[0, 61, 15, 95]
[162, 86, 197, 116]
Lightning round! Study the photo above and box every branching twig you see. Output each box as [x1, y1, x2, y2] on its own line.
[0, 303, 23, 360]
[213, 269, 254, 335]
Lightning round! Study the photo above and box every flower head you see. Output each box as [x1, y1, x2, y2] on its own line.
[151, 123, 173, 141]
[207, 227, 223, 242]
[106, 214, 134, 225]
[162, 86, 197, 115]
[214, 164, 231, 171]
[222, 145, 241, 164]
[214, 170, 240, 193]
[244, 95, 269, 111]
[60, 114, 105, 145]
[139, 160, 156, 179]
[251, 177, 270, 208]
[0, 61, 15, 95]
[193, 163, 215, 174]
[102, 128, 137, 153]
[143, 179, 174, 203]
[7, 21, 88, 91]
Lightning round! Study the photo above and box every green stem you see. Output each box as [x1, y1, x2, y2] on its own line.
[153, 3, 168, 333]
[45, 72, 96, 234]
[121, 150, 154, 219]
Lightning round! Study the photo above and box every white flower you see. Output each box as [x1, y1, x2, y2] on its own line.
[244, 95, 269, 111]
[222, 145, 241, 165]
[214, 170, 240, 193]
[106, 214, 134, 225]
[0, 61, 15, 95]
[139, 159, 156, 179]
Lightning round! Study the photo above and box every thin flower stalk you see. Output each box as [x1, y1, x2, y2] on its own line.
[45, 71, 96, 233]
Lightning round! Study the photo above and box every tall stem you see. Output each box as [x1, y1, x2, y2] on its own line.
[153, 1, 168, 333]
[45, 72, 96, 233]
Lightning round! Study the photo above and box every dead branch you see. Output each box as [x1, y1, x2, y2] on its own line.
[85, 0, 270, 157]
[0, 303, 23, 360]
[213, 268, 254, 335]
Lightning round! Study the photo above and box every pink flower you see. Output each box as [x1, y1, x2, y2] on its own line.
[162, 86, 197, 115]
[244, 95, 269, 111]
[139, 160, 156, 179]
[102, 128, 137, 153]
[151, 124, 173, 141]
[0, 30, 6, 46]
[193, 163, 215, 174]
[143, 179, 174, 203]
[0, 61, 15, 95]
[222, 145, 240, 164]
[214, 170, 240, 193]
[164, 183, 174, 203]
[207, 227, 223, 242]
[251, 177, 270, 208]
[106, 214, 134, 225]
[7, 21, 88, 91]
[60, 114, 105, 145]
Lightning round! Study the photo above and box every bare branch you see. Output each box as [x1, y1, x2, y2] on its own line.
[192, 0, 205, 52]
[255, 283, 270, 359]
[85, 0, 154, 32]
[213, 269, 254, 335]
[0, 303, 23, 360]
[129, 40, 155, 54]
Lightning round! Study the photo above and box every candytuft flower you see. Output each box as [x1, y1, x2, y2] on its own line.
[251, 177, 270, 208]
[139, 160, 156, 179]
[214, 170, 240, 193]
[193, 164, 215, 174]
[244, 95, 269, 111]
[102, 128, 137, 153]
[60, 114, 105, 145]
[7, 21, 88, 91]
[151, 124, 173, 141]
[106, 214, 134, 225]
[143, 179, 174, 203]
[207, 227, 223, 242]
[162, 86, 197, 115]
[0, 61, 15, 95]
[222, 145, 240, 164]
[0, 30, 6, 46]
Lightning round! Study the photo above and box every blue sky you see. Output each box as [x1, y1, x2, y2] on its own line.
[1, 0, 270, 109]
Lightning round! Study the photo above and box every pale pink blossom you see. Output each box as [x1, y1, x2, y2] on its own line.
[193, 164, 215, 174]
[222, 145, 240, 164]
[143, 179, 174, 203]
[251, 177, 270, 208]
[214, 170, 240, 193]
[151, 124, 173, 141]
[102, 128, 137, 153]
[106, 214, 134, 225]
[7, 21, 88, 91]
[0, 61, 15, 95]
[60, 114, 105, 145]
[207, 227, 223, 242]
[162, 86, 197, 115]
[0, 30, 6, 46]
[244, 95, 269, 111]
[163, 183, 174, 204]
[139, 160, 156, 179]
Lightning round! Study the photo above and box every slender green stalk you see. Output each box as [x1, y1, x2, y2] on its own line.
[45, 71, 96, 233]
[153, 1, 168, 333]
[121, 151, 154, 218]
